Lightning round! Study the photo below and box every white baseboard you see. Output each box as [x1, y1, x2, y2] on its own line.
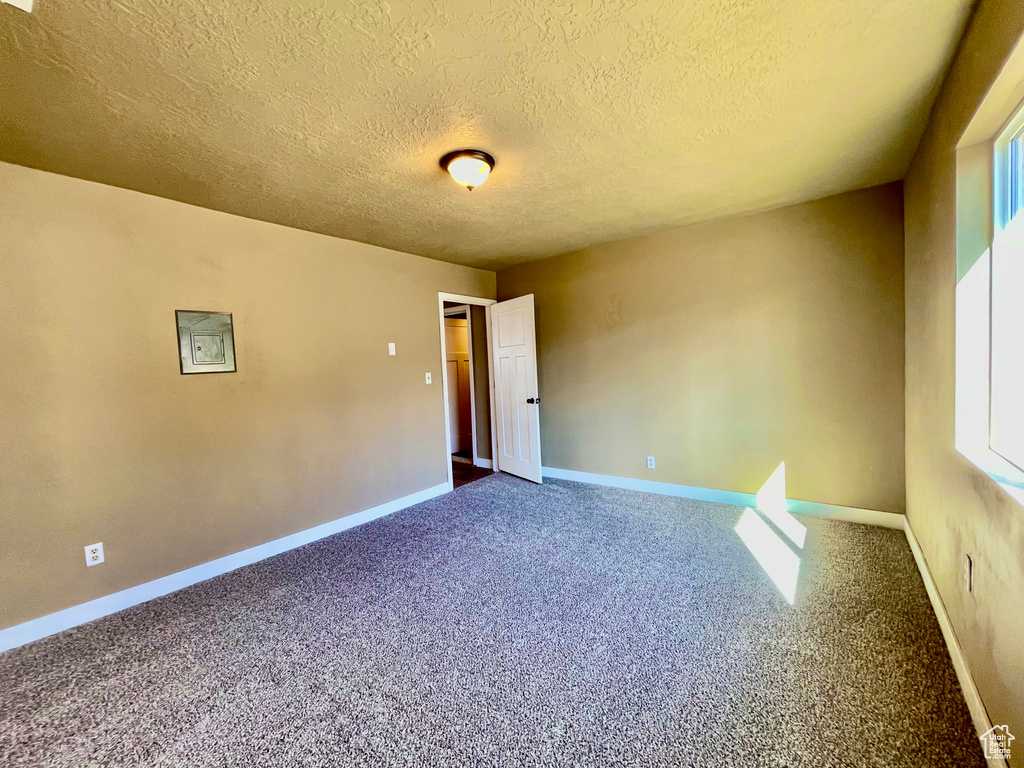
[903, 518, 1003, 763]
[0, 482, 451, 654]
[541, 467, 904, 529]
[474, 458, 493, 469]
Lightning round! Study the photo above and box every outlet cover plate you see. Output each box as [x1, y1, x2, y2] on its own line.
[85, 542, 105, 567]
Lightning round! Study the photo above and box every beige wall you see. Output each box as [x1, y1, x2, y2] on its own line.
[498, 183, 905, 513]
[904, 0, 1024, 742]
[0, 161, 495, 632]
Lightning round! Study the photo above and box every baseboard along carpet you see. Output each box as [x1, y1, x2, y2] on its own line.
[0, 474, 983, 767]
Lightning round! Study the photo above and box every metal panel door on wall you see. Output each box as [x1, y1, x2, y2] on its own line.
[489, 294, 542, 483]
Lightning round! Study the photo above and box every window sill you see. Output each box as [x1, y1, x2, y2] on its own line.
[957, 444, 1024, 506]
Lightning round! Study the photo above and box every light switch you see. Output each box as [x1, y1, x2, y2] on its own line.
[425, 372, 432, 384]
[388, 342, 396, 356]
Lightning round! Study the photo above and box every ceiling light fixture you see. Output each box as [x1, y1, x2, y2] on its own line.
[440, 149, 495, 191]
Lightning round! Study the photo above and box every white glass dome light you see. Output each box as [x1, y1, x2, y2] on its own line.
[440, 150, 495, 191]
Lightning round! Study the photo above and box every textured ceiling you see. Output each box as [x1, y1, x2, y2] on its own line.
[1, 0, 972, 269]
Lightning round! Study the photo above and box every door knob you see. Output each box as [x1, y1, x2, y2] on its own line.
[527, 397, 541, 404]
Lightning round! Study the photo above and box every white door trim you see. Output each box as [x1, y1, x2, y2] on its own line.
[438, 293, 497, 490]
[485, 304, 498, 470]
[464, 308, 479, 467]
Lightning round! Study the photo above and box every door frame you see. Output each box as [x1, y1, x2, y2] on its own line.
[438, 293, 498, 490]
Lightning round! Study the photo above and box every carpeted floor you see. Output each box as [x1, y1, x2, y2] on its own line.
[0, 474, 983, 767]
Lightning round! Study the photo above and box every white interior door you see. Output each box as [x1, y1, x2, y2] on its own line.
[490, 294, 542, 483]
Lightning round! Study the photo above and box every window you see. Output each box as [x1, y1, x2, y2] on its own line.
[1007, 125, 1024, 221]
[955, 66, 1024, 503]
[990, 112, 1024, 472]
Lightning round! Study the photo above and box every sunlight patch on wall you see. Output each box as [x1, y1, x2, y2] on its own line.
[733, 461, 807, 605]
[1, 0, 33, 12]
[755, 461, 806, 549]
[955, 251, 993, 456]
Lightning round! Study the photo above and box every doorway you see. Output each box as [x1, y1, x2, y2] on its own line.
[443, 307, 473, 463]
[438, 291, 543, 490]
[440, 295, 496, 489]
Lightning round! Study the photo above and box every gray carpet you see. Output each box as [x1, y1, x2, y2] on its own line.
[0, 474, 983, 767]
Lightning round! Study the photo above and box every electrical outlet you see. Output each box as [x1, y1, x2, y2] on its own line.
[388, 342, 396, 356]
[85, 542, 104, 567]
[964, 554, 973, 592]
[425, 372, 432, 384]
[647, 456, 656, 470]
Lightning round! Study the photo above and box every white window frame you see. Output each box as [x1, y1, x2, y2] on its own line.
[954, 95, 1024, 506]
[989, 104, 1024, 474]
[994, 107, 1024, 230]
